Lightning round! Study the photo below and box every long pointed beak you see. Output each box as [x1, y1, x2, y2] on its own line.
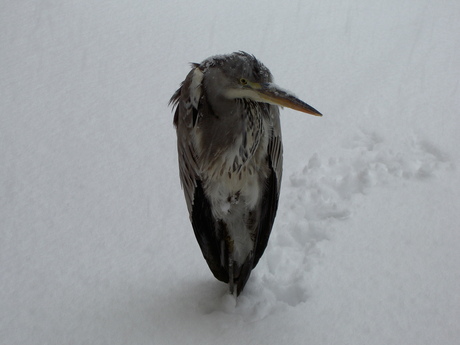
[253, 82, 322, 116]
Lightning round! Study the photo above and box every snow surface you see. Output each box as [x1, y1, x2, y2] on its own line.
[1, 1, 460, 344]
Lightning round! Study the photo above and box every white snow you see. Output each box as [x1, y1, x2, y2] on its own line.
[1, 1, 459, 344]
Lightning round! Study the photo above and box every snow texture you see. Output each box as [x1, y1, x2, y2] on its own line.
[1, 1, 459, 344]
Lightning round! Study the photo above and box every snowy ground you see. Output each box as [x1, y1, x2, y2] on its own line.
[1, 1, 459, 344]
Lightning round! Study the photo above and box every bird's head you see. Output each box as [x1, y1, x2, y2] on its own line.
[199, 51, 322, 116]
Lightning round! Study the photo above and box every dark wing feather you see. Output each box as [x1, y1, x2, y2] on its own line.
[191, 180, 229, 283]
[172, 66, 230, 283]
[254, 109, 283, 268]
[171, 67, 203, 215]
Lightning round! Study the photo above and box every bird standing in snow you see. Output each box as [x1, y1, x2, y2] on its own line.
[170, 52, 322, 296]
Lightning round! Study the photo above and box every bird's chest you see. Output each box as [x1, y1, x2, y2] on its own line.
[195, 109, 270, 218]
[197, 109, 267, 182]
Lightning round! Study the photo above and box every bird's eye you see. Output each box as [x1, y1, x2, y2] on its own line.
[240, 78, 248, 85]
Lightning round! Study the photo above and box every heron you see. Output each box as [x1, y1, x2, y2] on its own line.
[170, 51, 322, 296]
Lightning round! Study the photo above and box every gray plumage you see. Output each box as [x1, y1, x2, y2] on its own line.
[170, 52, 321, 296]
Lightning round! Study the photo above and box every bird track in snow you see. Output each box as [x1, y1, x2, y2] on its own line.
[199, 130, 453, 322]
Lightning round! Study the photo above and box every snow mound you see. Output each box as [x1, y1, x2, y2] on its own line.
[199, 131, 452, 321]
